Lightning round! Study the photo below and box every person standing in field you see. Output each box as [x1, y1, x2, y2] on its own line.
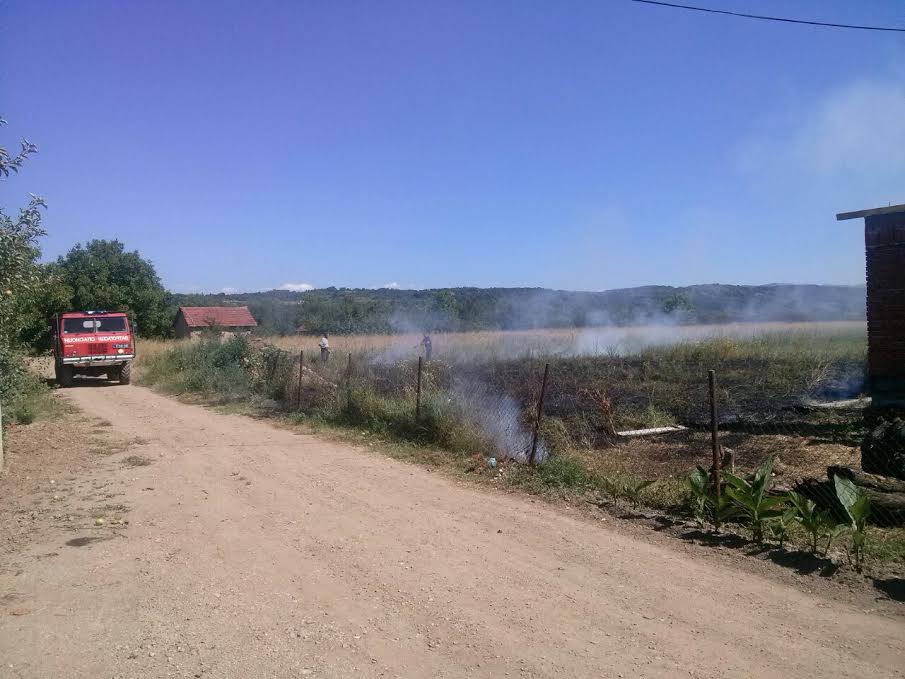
[420, 333, 432, 361]
[319, 333, 330, 362]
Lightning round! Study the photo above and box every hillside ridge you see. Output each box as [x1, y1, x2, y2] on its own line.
[171, 283, 866, 334]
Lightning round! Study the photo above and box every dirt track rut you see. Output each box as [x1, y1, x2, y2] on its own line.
[2, 384, 904, 678]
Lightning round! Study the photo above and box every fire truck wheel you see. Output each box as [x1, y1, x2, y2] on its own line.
[118, 362, 132, 385]
[57, 365, 74, 388]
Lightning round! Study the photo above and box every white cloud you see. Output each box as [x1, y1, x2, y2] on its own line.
[376, 282, 423, 290]
[737, 77, 905, 200]
[796, 80, 905, 176]
[221, 287, 238, 294]
[278, 282, 315, 292]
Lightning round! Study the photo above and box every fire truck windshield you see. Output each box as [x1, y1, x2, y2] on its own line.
[96, 317, 127, 332]
[63, 318, 97, 334]
[62, 317, 127, 334]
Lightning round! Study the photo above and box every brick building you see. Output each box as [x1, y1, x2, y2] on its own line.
[174, 306, 258, 340]
[837, 203, 905, 405]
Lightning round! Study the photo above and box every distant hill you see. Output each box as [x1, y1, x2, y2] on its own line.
[171, 284, 866, 335]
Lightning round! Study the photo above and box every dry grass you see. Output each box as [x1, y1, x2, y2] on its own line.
[134, 321, 865, 368]
[272, 320, 865, 362]
[133, 338, 178, 379]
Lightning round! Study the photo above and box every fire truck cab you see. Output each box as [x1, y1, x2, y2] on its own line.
[51, 311, 135, 387]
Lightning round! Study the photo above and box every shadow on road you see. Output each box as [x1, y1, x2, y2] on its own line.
[46, 377, 120, 389]
[765, 549, 840, 577]
[873, 578, 905, 602]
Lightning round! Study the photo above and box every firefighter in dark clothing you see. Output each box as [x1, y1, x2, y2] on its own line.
[420, 334, 432, 361]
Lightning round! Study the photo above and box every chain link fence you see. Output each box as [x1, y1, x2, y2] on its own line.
[249, 338, 903, 533]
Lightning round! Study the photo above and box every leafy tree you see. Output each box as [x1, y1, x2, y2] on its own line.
[0, 195, 47, 340]
[0, 117, 38, 178]
[662, 293, 694, 317]
[54, 239, 172, 337]
[0, 118, 45, 410]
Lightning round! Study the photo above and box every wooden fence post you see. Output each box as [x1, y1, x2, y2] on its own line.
[297, 350, 304, 410]
[529, 363, 550, 465]
[268, 350, 280, 384]
[415, 356, 423, 421]
[0, 399, 4, 472]
[708, 369, 722, 528]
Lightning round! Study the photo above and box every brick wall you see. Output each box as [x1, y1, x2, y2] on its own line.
[865, 212, 905, 399]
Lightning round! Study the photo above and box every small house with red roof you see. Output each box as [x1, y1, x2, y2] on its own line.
[174, 306, 258, 340]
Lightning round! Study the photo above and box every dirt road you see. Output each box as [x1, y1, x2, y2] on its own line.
[2, 384, 903, 678]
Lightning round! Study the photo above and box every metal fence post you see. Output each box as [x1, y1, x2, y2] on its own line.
[708, 369, 722, 527]
[415, 356, 423, 421]
[529, 363, 550, 465]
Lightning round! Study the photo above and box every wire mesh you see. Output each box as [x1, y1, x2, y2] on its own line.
[249, 337, 903, 530]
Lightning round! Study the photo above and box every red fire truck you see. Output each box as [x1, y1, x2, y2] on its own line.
[50, 311, 135, 387]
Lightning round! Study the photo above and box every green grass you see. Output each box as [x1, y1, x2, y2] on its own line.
[1, 373, 60, 425]
[865, 529, 905, 564]
[505, 454, 594, 494]
[139, 335, 254, 401]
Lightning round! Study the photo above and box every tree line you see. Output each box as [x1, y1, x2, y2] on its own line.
[176, 282, 866, 336]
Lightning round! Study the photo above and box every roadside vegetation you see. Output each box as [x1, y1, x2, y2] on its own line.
[0, 117, 171, 428]
[137, 329, 903, 576]
[1, 117, 50, 426]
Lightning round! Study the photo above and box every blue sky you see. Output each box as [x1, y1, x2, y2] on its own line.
[1, 1, 903, 293]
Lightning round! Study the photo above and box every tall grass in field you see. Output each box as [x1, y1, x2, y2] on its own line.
[137, 322, 867, 452]
[270, 321, 866, 364]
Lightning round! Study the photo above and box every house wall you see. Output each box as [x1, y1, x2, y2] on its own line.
[174, 314, 192, 340]
[175, 324, 254, 341]
[865, 212, 905, 403]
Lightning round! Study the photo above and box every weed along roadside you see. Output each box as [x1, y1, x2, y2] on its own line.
[136, 333, 905, 592]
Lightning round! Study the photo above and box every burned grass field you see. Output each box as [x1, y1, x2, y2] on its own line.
[138, 321, 868, 477]
[137, 321, 905, 572]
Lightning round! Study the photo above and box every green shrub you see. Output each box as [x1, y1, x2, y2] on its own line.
[600, 473, 654, 508]
[767, 508, 797, 549]
[787, 491, 836, 554]
[141, 336, 253, 400]
[685, 466, 737, 530]
[724, 457, 787, 543]
[834, 475, 871, 572]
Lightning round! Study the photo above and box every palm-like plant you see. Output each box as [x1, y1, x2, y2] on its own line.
[685, 467, 710, 528]
[786, 491, 833, 554]
[834, 475, 871, 573]
[724, 457, 786, 543]
[768, 507, 798, 549]
[686, 466, 737, 530]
